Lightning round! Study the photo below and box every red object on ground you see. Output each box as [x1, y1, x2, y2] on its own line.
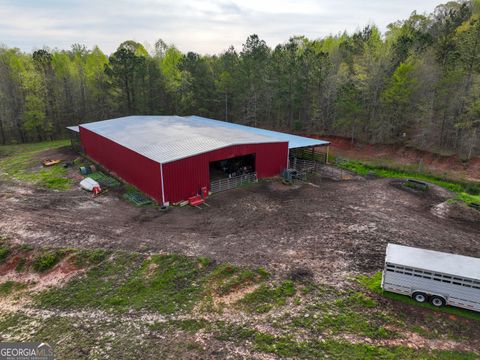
[92, 186, 101, 195]
[188, 195, 204, 207]
[201, 186, 208, 199]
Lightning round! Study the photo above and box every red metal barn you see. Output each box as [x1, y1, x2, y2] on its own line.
[74, 116, 329, 205]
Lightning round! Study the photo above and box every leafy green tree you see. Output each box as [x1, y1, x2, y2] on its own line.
[380, 60, 418, 141]
[106, 41, 147, 113]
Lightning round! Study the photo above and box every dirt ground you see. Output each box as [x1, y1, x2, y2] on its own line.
[1, 167, 479, 284]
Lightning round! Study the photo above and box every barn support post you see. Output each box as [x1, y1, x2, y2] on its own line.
[160, 163, 166, 205]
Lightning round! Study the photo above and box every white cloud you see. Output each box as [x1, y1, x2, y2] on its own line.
[0, 0, 442, 54]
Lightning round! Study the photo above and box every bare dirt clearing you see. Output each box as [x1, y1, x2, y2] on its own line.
[1, 172, 479, 283]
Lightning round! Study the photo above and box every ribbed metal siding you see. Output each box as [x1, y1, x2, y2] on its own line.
[80, 128, 163, 202]
[162, 142, 288, 203]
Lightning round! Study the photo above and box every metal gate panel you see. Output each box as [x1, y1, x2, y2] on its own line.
[210, 172, 257, 193]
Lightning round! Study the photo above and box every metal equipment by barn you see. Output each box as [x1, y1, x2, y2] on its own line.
[382, 244, 480, 312]
[68, 115, 329, 205]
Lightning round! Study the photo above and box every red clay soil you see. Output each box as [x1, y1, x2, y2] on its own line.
[308, 135, 480, 182]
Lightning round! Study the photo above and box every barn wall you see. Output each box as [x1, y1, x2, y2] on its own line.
[162, 142, 288, 203]
[80, 127, 163, 202]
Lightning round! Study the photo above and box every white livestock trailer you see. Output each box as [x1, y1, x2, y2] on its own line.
[382, 244, 480, 312]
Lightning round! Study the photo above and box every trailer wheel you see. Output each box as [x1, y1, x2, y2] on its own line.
[430, 296, 446, 307]
[412, 292, 428, 303]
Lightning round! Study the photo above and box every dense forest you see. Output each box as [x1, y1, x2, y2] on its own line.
[1, 0, 480, 158]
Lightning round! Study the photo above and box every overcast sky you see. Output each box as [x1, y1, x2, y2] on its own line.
[0, 0, 442, 55]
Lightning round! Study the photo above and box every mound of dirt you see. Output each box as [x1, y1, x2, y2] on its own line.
[389, 180, 452, 204]
[0, 248, 83, 292]
[431, 201, 480, 224]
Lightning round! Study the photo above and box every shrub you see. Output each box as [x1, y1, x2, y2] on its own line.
[32, 251, 64, 272]
[0, 247, 10, 264]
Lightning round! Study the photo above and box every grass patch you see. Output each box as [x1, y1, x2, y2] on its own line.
[122, 185, 153, 206]
[0, 246, 11, 263]
[240, 280, 295, 313]
[0, 140, 71, 190]
[290, 288, 397, 339]
[18, 244, 34, 252]
[0, 313, 31, 334]
[215, 322, 475, 359]
[0, 281, 27, 296]
[207, 263, 270, 296]
[15, 258, 27, 272]
[36, 253, 211, 314]
[358, 272, 480, 322]
[32, 250, 67, 272]
[337, 159, 480, 204]
[75, 249, 109, 268]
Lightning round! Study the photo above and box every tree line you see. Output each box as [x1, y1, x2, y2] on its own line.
[1, 0, 480, 158]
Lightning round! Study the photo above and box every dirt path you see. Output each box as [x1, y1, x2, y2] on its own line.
[1, 175, 479, 283]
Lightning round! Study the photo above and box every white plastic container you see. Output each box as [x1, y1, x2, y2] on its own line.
[80, 178, 101, 192]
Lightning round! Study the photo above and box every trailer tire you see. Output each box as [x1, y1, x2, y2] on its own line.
[412, 292, 428, 303]
[430, 296, 446, 307]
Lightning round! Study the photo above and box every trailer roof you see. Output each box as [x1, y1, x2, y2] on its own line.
[79, 115, 328, 164]
[386, 243, 480, 280]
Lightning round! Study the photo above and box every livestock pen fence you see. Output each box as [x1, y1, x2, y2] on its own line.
[210, 172, 258, 193]
[289, 157, 325, 173]
[289, 148, 327, 173]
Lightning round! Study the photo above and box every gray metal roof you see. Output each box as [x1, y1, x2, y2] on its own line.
[79, 115, 287, 164]
[386, 243, 480, 280]
[188, 116, 330, 149]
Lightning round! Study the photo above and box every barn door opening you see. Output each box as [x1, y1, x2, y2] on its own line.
[209, 154, 257, 193]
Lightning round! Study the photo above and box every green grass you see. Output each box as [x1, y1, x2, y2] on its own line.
[35, 251, 274, 315]
[18, 244, 34, 252]
[0, 140, 71, 190]
[32, 250, 67, 272]
[1, 244, 477, 360]
[15, 258, 27, 272]
[214, 322, 475, 359]
[0, 246, 10, 263]
[207, 263, 270, 296]
[240, 280, 296, 313]
[289, 286, 398, 340]
[337, 159, 480, 204]
[75, 249, 109, 268]
[36, 253, 211, 314]
[0, 281, 27, 296]
[358, 272, 480, 322]
[1, 312, 212, 360]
